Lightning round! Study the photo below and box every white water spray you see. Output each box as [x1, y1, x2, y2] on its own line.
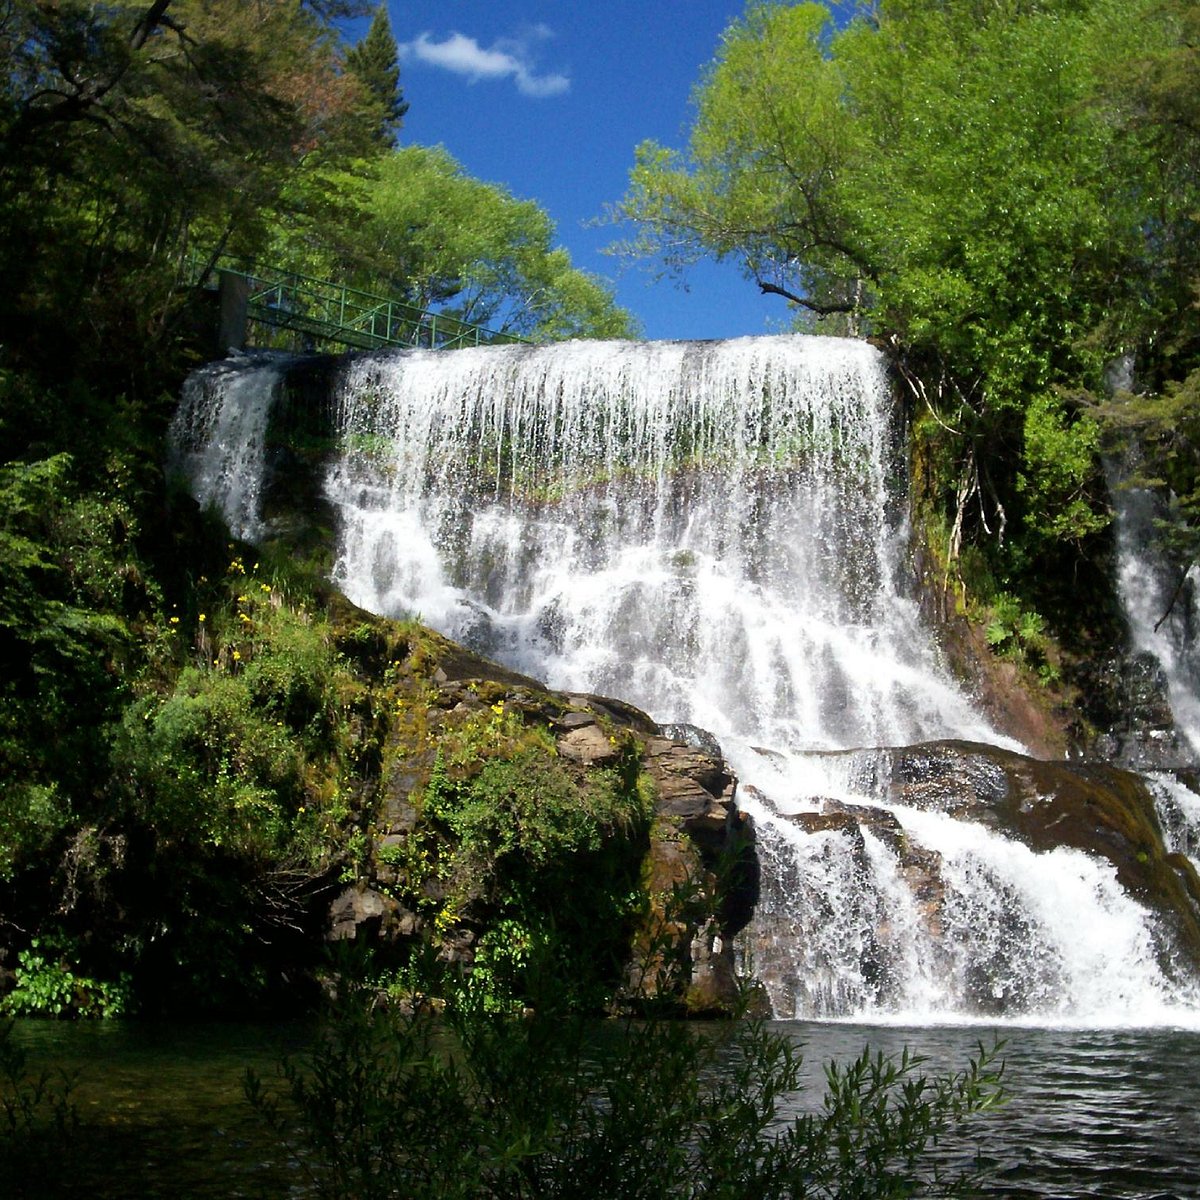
[1111, 477, 1200, 756]
[324, 338, 999, 753]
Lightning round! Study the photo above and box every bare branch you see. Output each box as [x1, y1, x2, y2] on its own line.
[757, 280, 855, 314]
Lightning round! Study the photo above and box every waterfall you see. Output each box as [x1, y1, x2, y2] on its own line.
[174, 336, 1200, 1027]
[323, 338, 1000, 753]
[170, 354, 292, 542]
[1110, 473, 1200, 757]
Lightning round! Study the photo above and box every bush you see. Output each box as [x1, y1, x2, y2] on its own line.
[412, 719, 653, 1011]
[0, 1020, 78, 1193]
[248, 969, 1004, 1199]
[1, 938, 130, 1019]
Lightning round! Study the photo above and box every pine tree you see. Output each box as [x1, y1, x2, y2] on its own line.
[344, 3, 408, 147]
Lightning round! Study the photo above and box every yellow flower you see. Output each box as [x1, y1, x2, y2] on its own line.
[169, 616, 179, 625]
[491, 701, 505, 715]
[198, 613, 206, 622]
[232, 650, 242, 661]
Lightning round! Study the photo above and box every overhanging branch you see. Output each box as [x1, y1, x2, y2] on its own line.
[756, 280, 854, 315]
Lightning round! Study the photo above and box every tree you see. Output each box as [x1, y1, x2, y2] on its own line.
[613, 0, 1186, 616]
[273, 145, 639, 340]
[344, 3, 408, 147]
[0, 0, 374, 408]
[1083, 0, 1200, 604]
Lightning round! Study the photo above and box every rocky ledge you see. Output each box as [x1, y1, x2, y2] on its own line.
[319, 598, 756, 1015]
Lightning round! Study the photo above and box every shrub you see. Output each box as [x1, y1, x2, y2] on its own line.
[248, 969, 1005, 1199]
[0, 1020, 78, 1193]
[1, 938, 130, 1019]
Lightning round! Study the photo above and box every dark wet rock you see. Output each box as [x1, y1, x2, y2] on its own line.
[1076, 652, 1192, 770]
[555, 710, 598, 731]
[658, 722, 724, 760]
[642, 736, 736, 835]
[564, 692, 660, 735]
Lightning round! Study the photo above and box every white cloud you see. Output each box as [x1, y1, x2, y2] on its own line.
[400, 30, 570, 98]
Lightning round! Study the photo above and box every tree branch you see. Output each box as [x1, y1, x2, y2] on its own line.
[1, 1, 176, 161]
[756, 280, 855, 315]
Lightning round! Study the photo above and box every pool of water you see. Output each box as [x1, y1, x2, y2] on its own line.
[779, 1022, 1200, 1199]
[6, 1018, 1199, 1197]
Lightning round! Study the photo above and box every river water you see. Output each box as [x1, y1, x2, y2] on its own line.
[9, 1017, 1200, 1198]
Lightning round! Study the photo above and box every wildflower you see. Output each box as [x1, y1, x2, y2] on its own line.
[169, 616, 179, 625]
[232, 650, 242, 661]
[198, 613, 206, 622]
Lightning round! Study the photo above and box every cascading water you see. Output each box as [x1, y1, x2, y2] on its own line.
[1110, 471, 1200, 757]
[175, 336, 1200, 1026]
[324, 338, 996, 753]
[171, 354, 293, 542]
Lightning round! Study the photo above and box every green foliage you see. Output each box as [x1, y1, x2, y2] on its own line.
[614, 0, 1200, 627]
[0, 449, 154, 888]
[434, 750, 645, 876]
[983, 593, 1060, 687]
[116, 553, 354, 875]
[248, 971, 1005, 1198]
[1096, 367, 1200, 595]
[0, 0, 379, 389]
[274, 145, 639, 340]
[343, 3, 408, 147]
[1017, 394, 1107, 547]
[403, 707, 653, 1011]
[1, 939, 131, 1020]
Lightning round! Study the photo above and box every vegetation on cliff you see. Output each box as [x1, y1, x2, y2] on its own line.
[0, 0, 642, 1015]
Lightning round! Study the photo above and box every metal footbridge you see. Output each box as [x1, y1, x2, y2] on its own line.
[188, 255, 527, 353]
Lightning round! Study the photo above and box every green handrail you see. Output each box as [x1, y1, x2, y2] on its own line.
[186, 254, 529, 353]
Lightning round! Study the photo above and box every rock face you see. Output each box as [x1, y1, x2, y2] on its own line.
[319, 606, 755, 1014]
[629, 729, 756, 1015]
[1074, 652, 1193, 770]
[881, 741, 1200, 932]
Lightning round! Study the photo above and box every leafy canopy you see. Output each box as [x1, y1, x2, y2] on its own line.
[614, 0, 1200, 612]
[276, 145, 639, 340]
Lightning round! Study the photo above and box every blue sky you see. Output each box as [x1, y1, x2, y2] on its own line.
[345, 2, 786, 341]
